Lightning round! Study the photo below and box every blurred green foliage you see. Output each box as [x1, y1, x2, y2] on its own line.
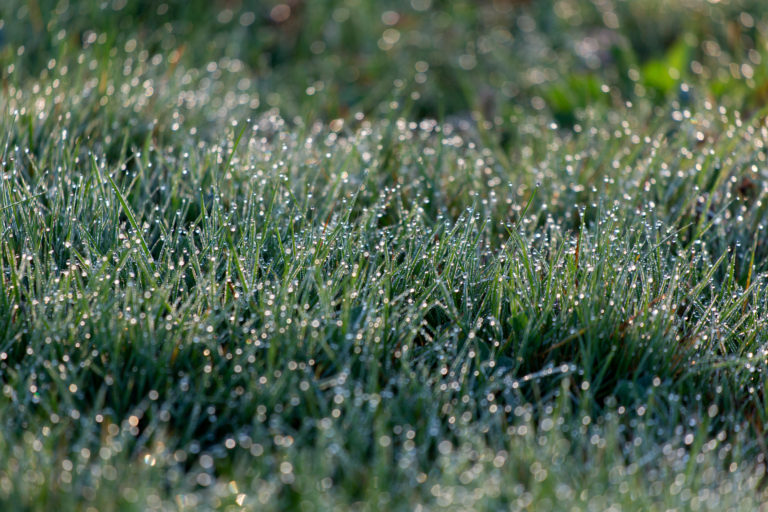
[4, 0, 768, 119]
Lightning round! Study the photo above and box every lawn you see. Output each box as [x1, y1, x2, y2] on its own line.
[3, 0, 768, 510]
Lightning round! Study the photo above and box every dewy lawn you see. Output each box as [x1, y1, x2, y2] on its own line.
[3, 1, 768, 510]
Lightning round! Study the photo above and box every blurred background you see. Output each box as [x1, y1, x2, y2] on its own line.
[2, 0, 768, 124]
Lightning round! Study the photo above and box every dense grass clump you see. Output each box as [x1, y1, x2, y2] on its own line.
[3, 0, 768, 510]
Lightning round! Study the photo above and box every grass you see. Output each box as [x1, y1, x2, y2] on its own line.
[3, 0, 768, 510]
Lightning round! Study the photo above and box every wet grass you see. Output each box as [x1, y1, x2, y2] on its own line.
[3, 0, 768, 510]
